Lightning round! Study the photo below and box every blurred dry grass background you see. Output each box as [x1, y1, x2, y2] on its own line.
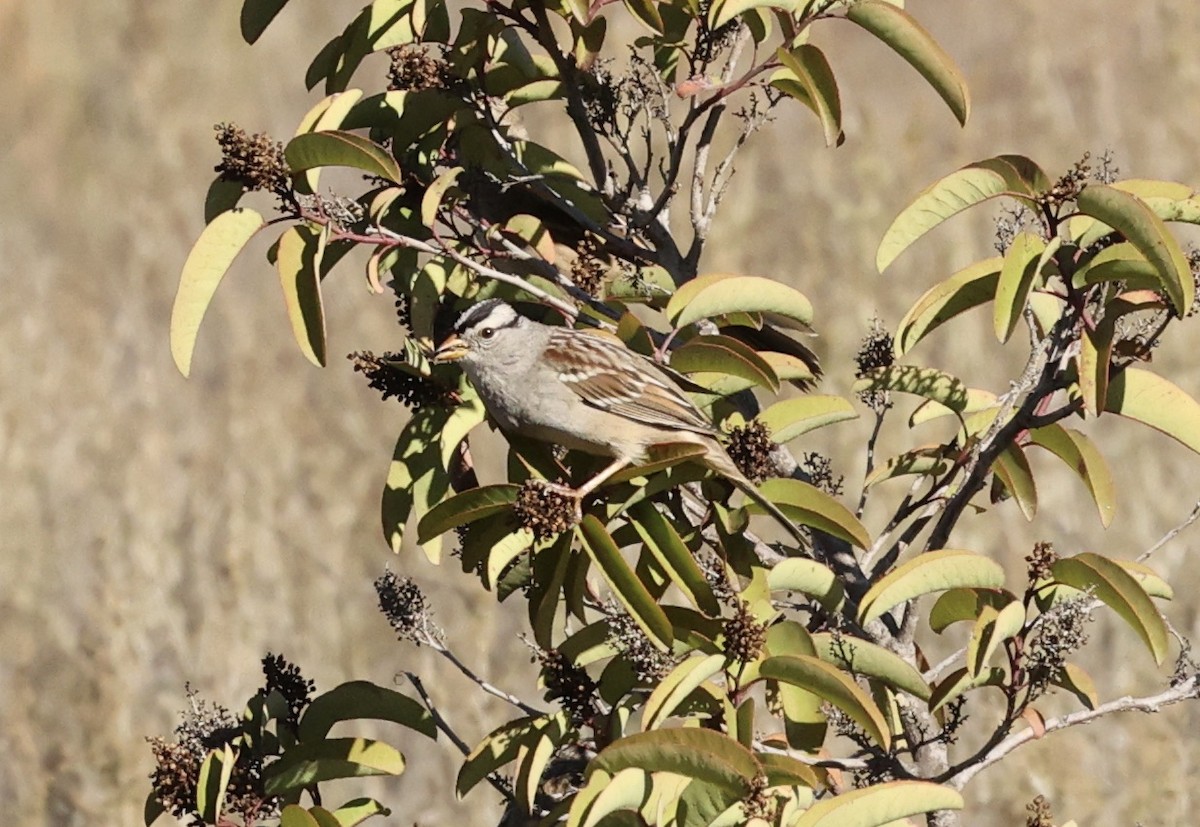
[4, 2, 1200, 825]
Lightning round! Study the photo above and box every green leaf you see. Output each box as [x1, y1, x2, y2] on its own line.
[792, 780, 964, 827]
[204, 177, 245, 223]
[858, 549, 1006, 624]
[757, 751, 821, 790]
[766, 558, 844, 612]
[863, 446, 953, 488]
[928, 588, 1016, 633]
[758, 396, 858, 443]
[578, 515, 673, 649]
[896, 258, 1002, 354]
[144, 792, 166, 826]
[171, 208, 264, 377]
[276, 225, 327, 367]
[1074, 242, 1162, 291]
[1052, 552, 1169, 665]
[927, 666, 1005, 712]
[280, 805, 322, 827]
[1076, 184, 1194, 316]
[809, 632, 931, 701]
[420, 165, 464, 227]
[852, 365, 968, 411]
[298, 681, 436, 742]
[196, 744, 236, 823]
[966, 601, 1025, 677]
[877, 157, 1047, 272]
[1051, 663, 1099, 710]
[642, 654, 727, 729]
[629, 502, 720, 616]
[760, 655, 892, 750]
[458, 713, 568, 798]
[416, 485, 519, 544]
[265, 739, 406, 796]
[709, 0, 799, 30]
[846, 0, 970, 127]
[993, 443, 1037, 521]
[567, 767, 652, 827]
[328, 799, 391, 827]
[670, 335, 780, 392]
[1105, 367, 1200, 456]
[667, 273, 814, 330]
[1027, 424, 1115, 527]
[285, 130, 401, 183]
[624, 0, 665, 32]
[307, 807, 345, 827]
[776, 45, 843, 147]
[240, 0, 291, 43]
[750, 478, 872, 549]
[993, 232, 1047, 343]
[589, 728, 761, 794]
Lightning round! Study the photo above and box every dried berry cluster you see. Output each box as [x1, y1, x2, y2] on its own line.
[570, 236, 609, 298]
[741, 773, 774, 820]
[513, 480, 579, 538]
[387, 45, 448, 91]
[375, 569, 436, 645]
[260, 653, 314, 729]
[1025, 596, 1091, 698]
[1026, 794, 1055, 827]
[214, 123, 290, 196]
[605, 602, 676, 681]
[723, 601, 767, 665]
[1025, 541, 1058, 584]
[801, 452, 843, 497]
[1040, 151, 1093, 208]
[348, 351, 455, 410]
[537, 648, 599, 725]
[697, 550, 737, 606]
[855, 321, 895, 414]
[726, 420, 775, 484]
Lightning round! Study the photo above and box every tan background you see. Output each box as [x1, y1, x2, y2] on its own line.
[4, 2, 1200, 825]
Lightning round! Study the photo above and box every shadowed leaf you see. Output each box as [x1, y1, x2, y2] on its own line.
[760, 655, 892, 750]
[285, 130, 401, 183]
[1052, 552, 1169, 665]
[275, 225, 327, 367]
[1027, 424, 1115, 527]
[240, 0, 291, 44]
[265, 739, 406, 796]
[1105, 367, 1200, 456]
[578, 515, 673, 649]
[667, 274, 814, 330]
[298, 681, 436, 742]
[776, 45, 843, 147]
[853, 365, 968, 411]
[750, 478, 871, 549]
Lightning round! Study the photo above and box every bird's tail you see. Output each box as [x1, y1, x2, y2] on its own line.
[701, 443, 808, 548]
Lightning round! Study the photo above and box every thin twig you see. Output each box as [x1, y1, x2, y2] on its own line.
[1138, 498, 1200, 562]
[418, 631, 544, 716]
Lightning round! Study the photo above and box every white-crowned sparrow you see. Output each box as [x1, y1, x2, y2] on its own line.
[432, 299, 805, 544]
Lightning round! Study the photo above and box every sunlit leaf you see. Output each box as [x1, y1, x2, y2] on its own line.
[758, 396, 858, 443]
[709, 0, 799, 30]
[417, 485, 519, 543]
[457, 713, 569, 798]
[993, 443, 1037, 521]
[298, 681, 436, 742]
[766, 559, 844, 612]
[858, 550, 1006, 624]
[630, 502, 720, 615]
[1052, 552, 1169, 664]
[760, 655, 892, 750]
[896, 258, 1002, 354]
[670, 335, 780, 392]
[280, 805, 321, 827]
[275, 225, 327, 367]
[642, 654, 727, 729]
[853, 365, 968, 411]
[1105, 367, 1200, 456]
[863, 445, 954, 488]
[667, 274, 814, 330]
[776, 45, 843, 147]
[196, 744, 236, 824]
[791, 780, 964, 827]
[590, 728, 761, 793]
[750, 478, 871, 549]
[966, 601, 1025, 677]
[928, 588, 1016, 633]
[809, 632, 931, 700]
[1051, 663, 1099, 711]
[420, 165, 464, 227]
[1027, 424, 1115, 527]
[993, 232, 1047, 343]
[265, 739, 406, 796]
[329, 798, 392, 827]
[927, 666, 1005, 712]
[578, 515, 673, 649]
[568, 767, 651, 827]
[171, 208, 264, 377]
[285, 130, 402, 183]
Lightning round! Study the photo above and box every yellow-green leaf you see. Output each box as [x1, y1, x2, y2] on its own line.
[276, 225, 327, 367]
[966, 601, 1025, 677]
[667, 274, 814, 330]
[749, 478, 871, 549]
[791, 780, 963, 827]
[859, 550, 1006, 624]
[298, 681, 436, 742]
[265, 739, 406, 796]
[927, 666, 1005, 713]
[417, 484, 519, 543]
[809, 632, 931, 701]
[642, 654, 727, 729]
[928, 588, 1016, 633]
[993, 443, 1037, 521]
[171, 208, 264, 377]
[1105, 367, 1200, 456]
[758, 395, 858, 443]
[1052, 552, 1169, 665]
[853, 365, 968, 412]
[760, 655, 892, 750]
[285, 130, 401, 183]
[630, 502, 720, 616]
[578, 515, 673, 649]
[767, 559, 844, 612]
[670, 335, 780, 392]
[993, 232, 1047, 343]
[590, 728, 761, 793]
[1076, 184, 1193, 316]
[896, 258, 1002, 354]
[1027, 424, 1115, 527]
[776, 45, 843, 147]
[1051, 663, 1099, 710]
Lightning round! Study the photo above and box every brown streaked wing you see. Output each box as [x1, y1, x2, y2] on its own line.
[545, 329, 716, 436]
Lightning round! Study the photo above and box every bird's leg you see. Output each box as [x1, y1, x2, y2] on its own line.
[540, 457, 632, 522]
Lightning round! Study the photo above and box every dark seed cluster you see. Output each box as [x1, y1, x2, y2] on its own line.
[855, 321, 895, 414]
[348, 351, 456, 410]
[536, 648, 599, 726]
[741, 773, 774, 820]
[605, 601, 675, 681]
[723, 601, 767, 665]
[726, 420, 775, 484]
[375, 569, 437, 645]
[1040, 152, 1093, 209]
[214, 123, 290, 196]
[513, 480, 579, 538]
[1025, 596, 1092, 699]
[801, 452, 844, 497]
[1025, 541, 1058, 584]
[260, 653, 314, 729]
[1026, 794, 1055, 827]
[697, 550, 737, 607]
[570, 236, 609, 298]
[387, 45, 449, 91]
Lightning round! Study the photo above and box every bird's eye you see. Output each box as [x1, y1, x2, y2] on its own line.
[479, 327, 495, 340]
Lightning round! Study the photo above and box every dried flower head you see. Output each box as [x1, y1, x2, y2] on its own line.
[726, 420, 775, 484]
[536, 648, 599, 726]
[1026, 794, 1055, 827]
[214, 123, 290, 196]
[605, 600, 676, 681]
[387, 45, 448, 91]
[1026, 541, 1058, 584]
[801, 452, 843, 497]
[514, 480, 579, 538]
[1041, 152, 1092, 208]
[348, 351, 456, 410]
[1025, 595, 1092, 699]
[855, 320, 895, 413]
[375, 570, 439, 645]
[723, 601, 767, 665]
[741, 773, 774, 820]
[570, 236, 609, 298]
[260, 653, 314, 729]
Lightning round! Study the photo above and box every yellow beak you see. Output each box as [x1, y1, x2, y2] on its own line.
[432, 335, 469, 363]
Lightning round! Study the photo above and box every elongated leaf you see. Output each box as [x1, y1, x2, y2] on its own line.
[417, 485, 519, 543]
[750, 478, 871, 549]
[878, 157, 1046, 272]
[764, 623, 827, 751]
[578, 515, 673, 649]
[1105, 367, 1200, 456]
[196, 744, 236, 823]
[767, 559, 844, 612]
[760, 655, 891, 750]
[993, 232, 1046, 342]
[642, 654, 727, 729]
[709, 0, 799, 30]
[516, 724, 561, 814]
[280, 805, 322, 827]
[171, 208, 264, 376]
[285, 130, 401, 183]
[993, 443, 1037, 521]
[330, 798, 392, 827]
[276, 225, 327, 367]
[863, 446, 953, 488]
[929, 588, 1016, 633]
[853, 365, 968, 411]
[298, 681, 436, 742]
[792, 780, 963, 827]
[458, 713, 568, 798]
[1027, 424, 1115, 527]
[758, 396, 858, 443]
[809, 632, 931, 701]
[1052, 663, 1099, 710]
[928, 666, 1005, 712]
[1052, 552, 1169, 664]
[859, 550, 1006, 624]
[776, 45, 843, 147]
[629, 502, 720, 615]
[241, 0, 290, 43]
[667, 274, 814, 330]
[896, 258, 1002, 354]
[204, 177, 245, 223]
[265, 739, 406, 796]
[420, 166, 464, 227]
[1074, 242, 1162, 291]
[846, 1, 969, 126]
[568, 767, 652, 827]
[590, 728, 761, 793]
[1076, 184, 1193, 316]
[670, 335, 780, 392]
[966, 601, 1025, 677]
